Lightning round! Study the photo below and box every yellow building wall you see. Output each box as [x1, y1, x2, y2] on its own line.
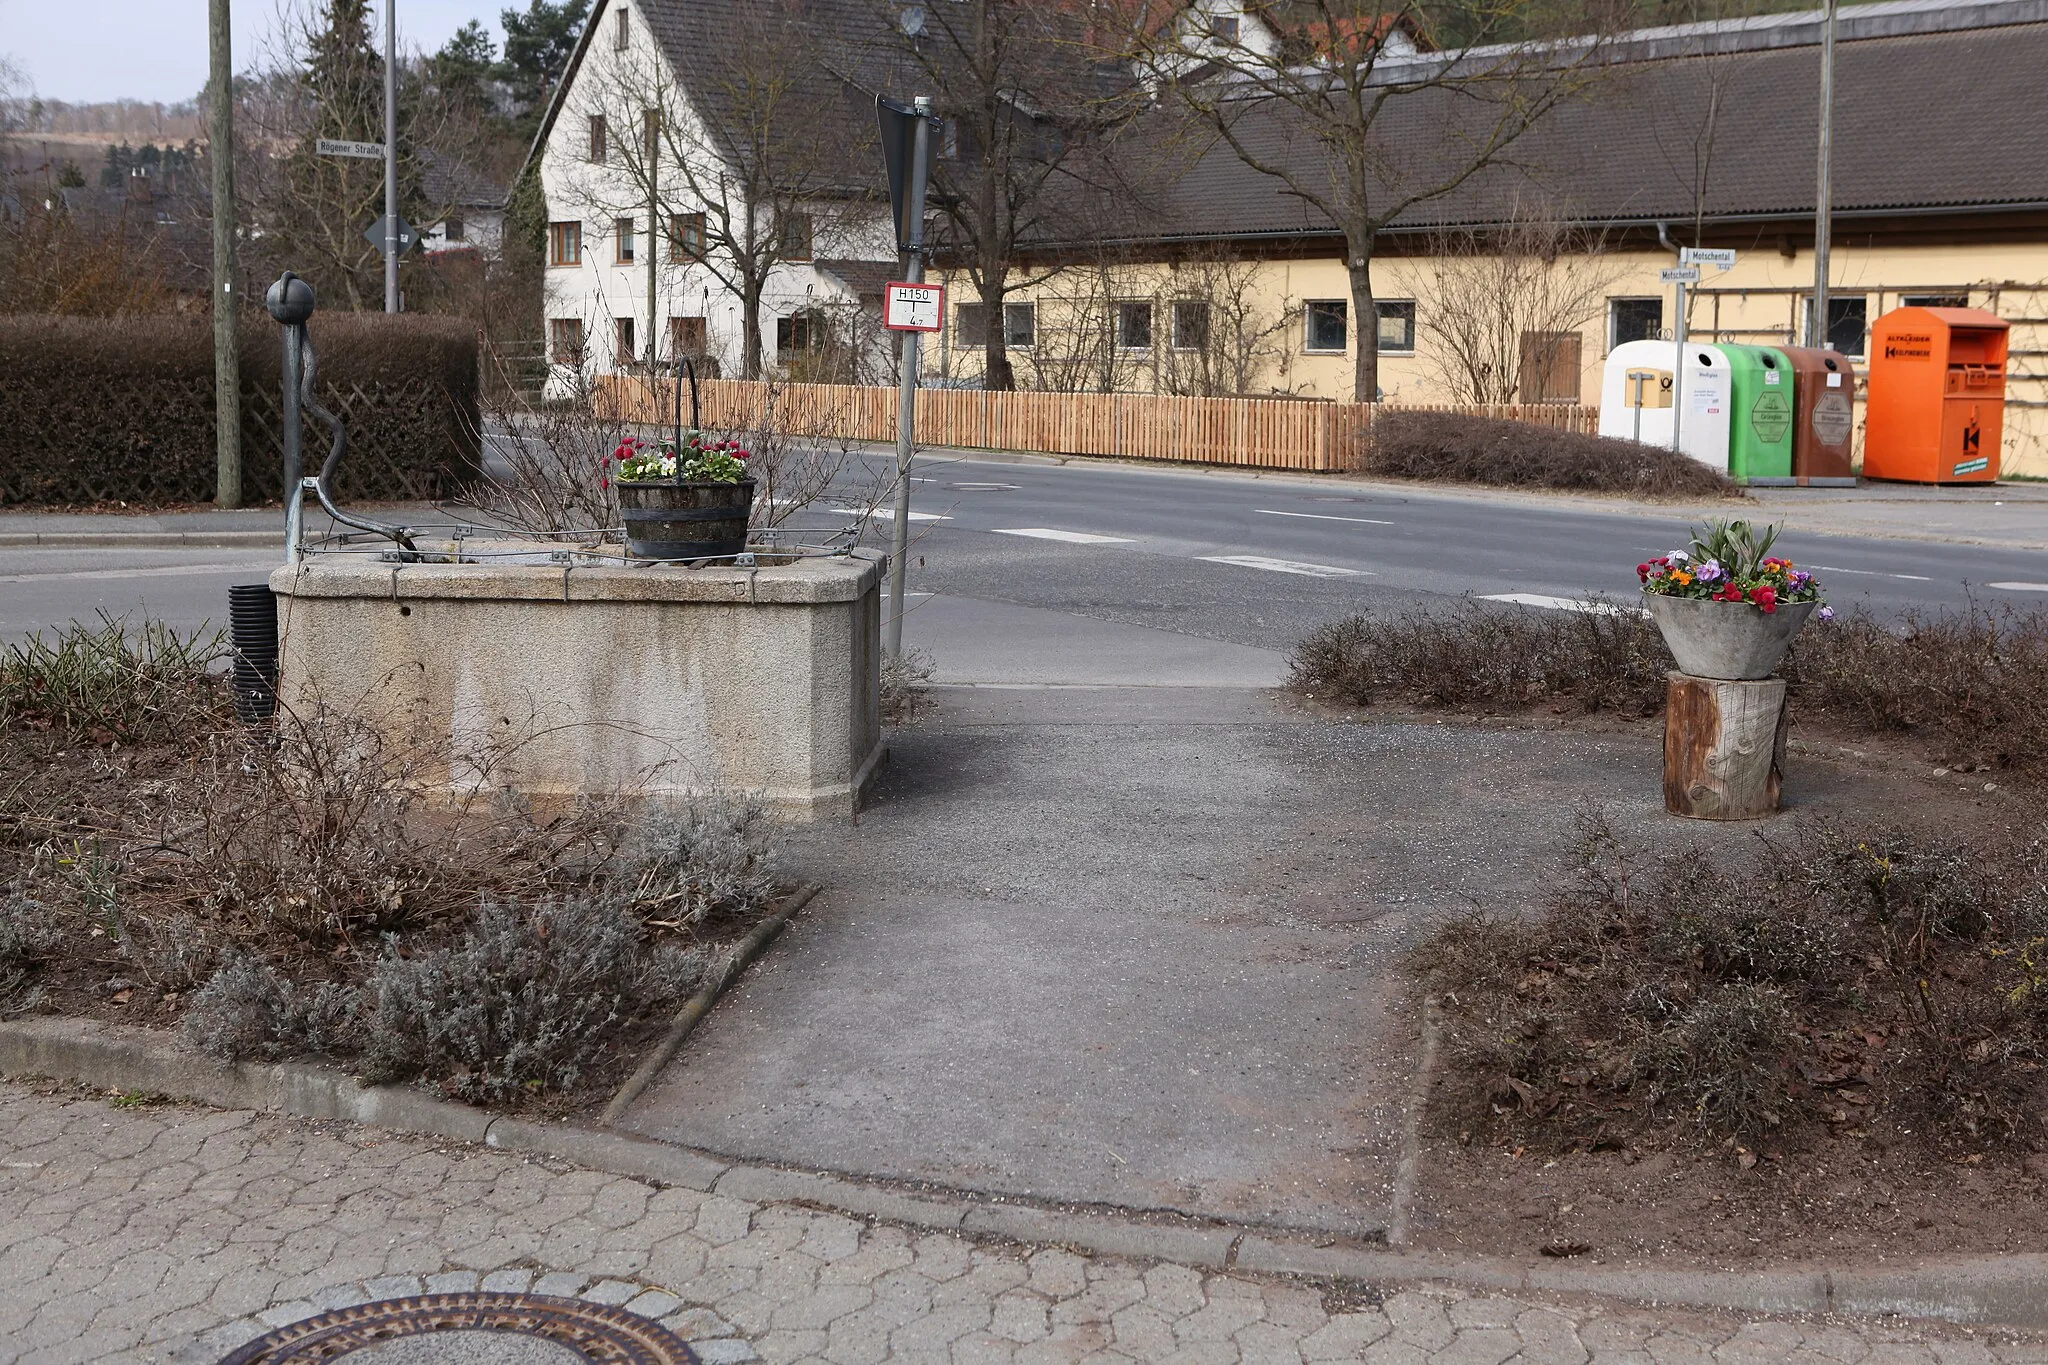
[932, 239, 2048, 478]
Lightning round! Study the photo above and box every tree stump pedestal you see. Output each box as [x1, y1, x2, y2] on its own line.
[1663, 671, 1789, 820]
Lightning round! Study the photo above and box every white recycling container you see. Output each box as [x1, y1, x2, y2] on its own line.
[1598, 340, 1733, 473]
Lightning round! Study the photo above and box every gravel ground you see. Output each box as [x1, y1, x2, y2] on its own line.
[8, 1081, 2048, 1364]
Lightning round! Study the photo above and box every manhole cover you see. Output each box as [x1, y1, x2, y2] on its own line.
[220, 1293, 699, 1365]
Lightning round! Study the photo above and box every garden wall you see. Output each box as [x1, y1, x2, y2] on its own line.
[0, 313, 481, 506]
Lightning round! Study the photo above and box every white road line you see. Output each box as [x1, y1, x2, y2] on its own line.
[0, 562, 270, 584]
[992, 528, 1134, 544]
[950, 482, 1020, 491]
[1807, 564, 1933, 582]
[1198, 555, 1366, 579]
[1482, 593, 1638, 616]
[1257, 509, 1395, 526]
[1989, 581, 2048, 593]
[835, 507, 950, 522]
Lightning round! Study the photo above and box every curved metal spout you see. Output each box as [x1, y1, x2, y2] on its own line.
[298, 325, 419, 555]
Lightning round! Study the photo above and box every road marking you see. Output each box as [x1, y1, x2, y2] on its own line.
[1257, 509, 1395, 526]
[1482, 593, 1638, 616]
[835, 507, 950, 521]
[1198, 555, 1366, 579]
[1989, 581, 2048, 593]
[949, 482, 1019, 491]
[991, 528, 1134, 544]
[1807, 564, 1932, 582]
[0, 562, 269, 584]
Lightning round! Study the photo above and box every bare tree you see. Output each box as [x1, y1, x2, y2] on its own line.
[1417, 204, 1620, 403]
[554, 0, 867, 380]
[1157, 250, 1297, 397]
[867, 0, 1148, 391]
[1125, 1, 1608, 403]
[1003, 262, 1154, 394]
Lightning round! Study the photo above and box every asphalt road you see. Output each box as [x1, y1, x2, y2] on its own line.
[5, 454, 2046, 659]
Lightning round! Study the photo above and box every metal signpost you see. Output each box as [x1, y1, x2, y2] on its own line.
[383, 0, 399, 312]
[876, 94, 938, 659]
[1661, 264, 1702, 456]
[1813, 0, 1840, 347]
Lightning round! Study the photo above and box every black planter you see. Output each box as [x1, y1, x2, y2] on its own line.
[617, 478, 756, 560]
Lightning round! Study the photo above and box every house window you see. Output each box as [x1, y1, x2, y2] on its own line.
[1171, 299, 1210, 351]
[670, 315, 708, 357]
[1376, 300, 1416, 353]
[588, 114, 606, 162]
[548, 317, 585, 363]
[1806, 295, 1867, 357]
[1518, 330, 1583, 404]
[1115, 300, 1153, 350]
[1210, 14, 1240, 42]
[615, 317, 636, 364]
[777, 310, 827, 354]
[776, 212, 813, 261]
[1304, 300, 1346, 353]
[956, 303, 987, 347]
[1004, 302, 1035, 349]
[547, 220, 583, 266]
[1901, 292, 1968, 308]
[670, 212, 706, 260]
[1610, 297, 1662, 348]
[443, 215, 465, 243]
[615, 5, 630, 49]
[615, 217, 636, 264]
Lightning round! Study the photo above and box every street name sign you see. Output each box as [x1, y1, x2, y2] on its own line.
[1681, 247, 1737, 270]
[884, 281, 944, 332]
[1661, 266, 1702, 285]
[318, 138, 386, 160]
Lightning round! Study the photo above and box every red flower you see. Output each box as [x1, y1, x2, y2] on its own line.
[600, 476, 610, 489]
[1748, 585, 1777, 613]
[736, 449, 750, 460]
[1636, 562, 1652, 579]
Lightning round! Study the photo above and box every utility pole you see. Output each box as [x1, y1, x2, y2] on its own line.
[1810, 0, 1838, 347]
[884, 97, 933, 659]
[383, 0, 399, 313]
[209, 0, 242, 507]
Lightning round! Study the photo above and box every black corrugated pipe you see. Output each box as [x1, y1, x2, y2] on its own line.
[227, 583, 279, 725]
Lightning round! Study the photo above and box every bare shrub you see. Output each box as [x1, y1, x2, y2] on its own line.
[1292, 599, 1671, 715]
[881, 648, 937, 724]
[458, 376, 629, 537]
[182, 950, 360, 1064]
[359, 897, 709, 1102]
[0, 885, 61, 1006]
[1364, 410, 1741, 500]
[0, 613, 228, 743]
[1415, 814, 2048, 1148]
[1295, 599, 2048, 781]
[614, 792, 779, 928]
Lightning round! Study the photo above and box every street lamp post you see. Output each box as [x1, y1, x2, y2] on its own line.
[1810, 0, 1838, 348]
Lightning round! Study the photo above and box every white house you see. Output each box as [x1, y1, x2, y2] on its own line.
[528, 0, 903, 391]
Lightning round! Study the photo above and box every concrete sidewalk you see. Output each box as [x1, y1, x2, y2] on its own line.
[8, 1080, 2047, 1364]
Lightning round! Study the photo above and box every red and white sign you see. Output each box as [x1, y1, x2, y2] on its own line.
[884, 281, 944, 332]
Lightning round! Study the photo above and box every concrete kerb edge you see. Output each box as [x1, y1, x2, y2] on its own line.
[0, 531, 280, 548]
[7, 1016, 2048, 1331]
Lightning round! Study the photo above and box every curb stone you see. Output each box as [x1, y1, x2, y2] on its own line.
[0, 531, 281, 549]
[9, 1015, 2048, 1332]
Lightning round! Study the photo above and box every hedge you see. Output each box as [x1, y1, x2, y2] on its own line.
[0, 312, 481, 506]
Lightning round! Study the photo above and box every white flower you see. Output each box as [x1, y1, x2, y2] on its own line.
[1666, 549, 1691, 563]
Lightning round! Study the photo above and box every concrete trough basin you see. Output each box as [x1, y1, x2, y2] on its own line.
[269, 549, 884, 818]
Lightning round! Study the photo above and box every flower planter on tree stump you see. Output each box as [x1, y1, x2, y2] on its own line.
[1662, 673, 1790, 819]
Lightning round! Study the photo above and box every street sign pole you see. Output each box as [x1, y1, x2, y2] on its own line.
[884, 96, 933, 659]
[1673, 275, 1687, 457]
[1812, 0, 1839, 346]
[383, 0, 399, 313]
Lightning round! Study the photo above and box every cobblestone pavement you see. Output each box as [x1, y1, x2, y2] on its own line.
[4, 1082, 2048, 1365]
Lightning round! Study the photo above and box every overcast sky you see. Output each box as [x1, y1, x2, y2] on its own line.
[2, 0, 496, 105]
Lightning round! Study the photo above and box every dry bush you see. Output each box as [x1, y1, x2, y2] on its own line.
[880, 647, 937, 724]
[1295, 599, 2048, 780]
[0, 613, 229, 743]
[0, 885, 61, 1008]
[1364, 410, 1742, 500]
[357, 897, 714, 1102]
[182, 950, 360, 1063]
[1292, 598, 1671, 715]
[613, 792, 779, 928]
[1415, 814, 2048, 1149]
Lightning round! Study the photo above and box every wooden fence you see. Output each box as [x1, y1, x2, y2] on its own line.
[596, 376, 1599, 473]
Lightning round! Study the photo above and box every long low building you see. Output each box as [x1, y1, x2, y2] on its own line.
[925, 0, 2048, 476]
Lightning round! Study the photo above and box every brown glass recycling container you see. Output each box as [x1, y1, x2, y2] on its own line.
[1779, 346, 1858, 486]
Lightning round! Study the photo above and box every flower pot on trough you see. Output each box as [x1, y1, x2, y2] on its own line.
[1642, 592, 1816, 681]
[618, 478, 756, 560]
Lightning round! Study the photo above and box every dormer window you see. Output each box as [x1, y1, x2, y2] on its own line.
[615, 6, 629, 49]
[1210, 14, 1240, 42]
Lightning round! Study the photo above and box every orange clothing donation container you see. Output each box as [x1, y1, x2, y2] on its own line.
[1863, 306, 2010, 483]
